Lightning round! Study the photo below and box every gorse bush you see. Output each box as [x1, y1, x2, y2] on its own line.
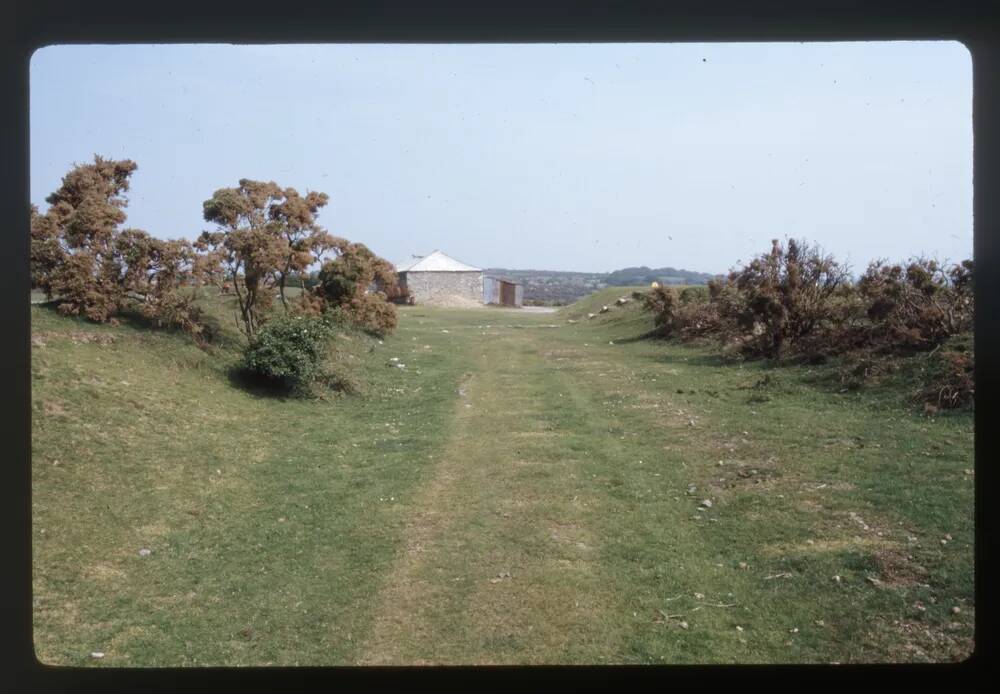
[30, 156, 209, 339]
[31, 156, 401, 346]
[639, 238, 975, 408]
[242, 314, 334, 394]
[308, 242, 399, 336]
[197, 179, 343, 340]
[724, 239, 851, 359]
[642, 285, 680, 333]
[857, 257, 973, 353]
[641, 284, 722, 340]
[326, 293, 398, 337]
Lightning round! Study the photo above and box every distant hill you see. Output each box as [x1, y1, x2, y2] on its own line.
[485, 266, 719, 306]
[604, 266, 717, 287]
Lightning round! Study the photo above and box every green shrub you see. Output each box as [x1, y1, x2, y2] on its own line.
[242, 314, 334, 394]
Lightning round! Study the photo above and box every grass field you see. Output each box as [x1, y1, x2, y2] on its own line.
[31, 288, 974, 665]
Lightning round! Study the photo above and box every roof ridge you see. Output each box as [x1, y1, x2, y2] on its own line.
[399, 249, 482, 272]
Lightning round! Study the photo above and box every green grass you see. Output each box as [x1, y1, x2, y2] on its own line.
[558, 285, 648, 320]
[31, 290, 974, 665]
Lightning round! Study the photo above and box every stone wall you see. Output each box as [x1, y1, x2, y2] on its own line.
[401, 271, 484, 307]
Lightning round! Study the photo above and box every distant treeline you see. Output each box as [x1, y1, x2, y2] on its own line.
[604, 266, 717, 286]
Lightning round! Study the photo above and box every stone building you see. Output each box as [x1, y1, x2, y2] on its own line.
[396, 250, 484, 307]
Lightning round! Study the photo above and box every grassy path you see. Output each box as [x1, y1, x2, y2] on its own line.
[358, 306, 975, 664]
[31, 299, 974, 665]
[359, 328, 626, 664]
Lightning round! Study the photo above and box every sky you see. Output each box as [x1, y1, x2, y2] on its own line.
[30, 42, 973, 274]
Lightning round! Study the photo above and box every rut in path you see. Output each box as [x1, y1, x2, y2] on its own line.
[356, 331, 622, 665]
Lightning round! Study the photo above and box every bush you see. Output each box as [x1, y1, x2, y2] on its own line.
[641, 283, 723, 341]
[642, 285, 679, 333]
[242, 314, 334, 394]
[678, 285, 709, 304]
[314, 242, 399, 336]
[31, 156, 212, 340]
[634, 238, 975, 411]
[327, 293, 398, 337]
[724, 239, 851, 359]
[857, 257, 973, 353]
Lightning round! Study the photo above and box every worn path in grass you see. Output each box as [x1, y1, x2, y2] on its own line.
[359, 322, 628, 664]
[357, 303, 975, 664]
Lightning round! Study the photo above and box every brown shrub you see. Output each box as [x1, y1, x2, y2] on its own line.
[32, 156, 139, 320]
[332, 293, 398, 337]
[857, 258, 973, 353]
[314, 242, 399, 336]
[724, 238, 852, 359]
[31, 156, 211, 340]
[641, 283, 723, 341]
[30, 204, 65, 292]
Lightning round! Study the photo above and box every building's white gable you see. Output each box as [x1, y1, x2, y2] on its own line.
[397, 250, 482, 273]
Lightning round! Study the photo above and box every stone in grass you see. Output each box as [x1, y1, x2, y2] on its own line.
[138, 548, 151, 557]
[90, 651, 105, 659]
[699, 499, 713, 509]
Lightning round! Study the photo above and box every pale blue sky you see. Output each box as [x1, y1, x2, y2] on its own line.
[30, 42, 972, 274]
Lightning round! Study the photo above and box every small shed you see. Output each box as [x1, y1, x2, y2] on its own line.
[483, 276, 523, 307]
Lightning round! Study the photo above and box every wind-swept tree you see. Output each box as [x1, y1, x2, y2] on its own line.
[198, 180, 287, 339]
[268, 188, 343, 309]
[30, 156, 139, 320]
[198, 179, 348, 340]
[30, 156, 210, 336]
